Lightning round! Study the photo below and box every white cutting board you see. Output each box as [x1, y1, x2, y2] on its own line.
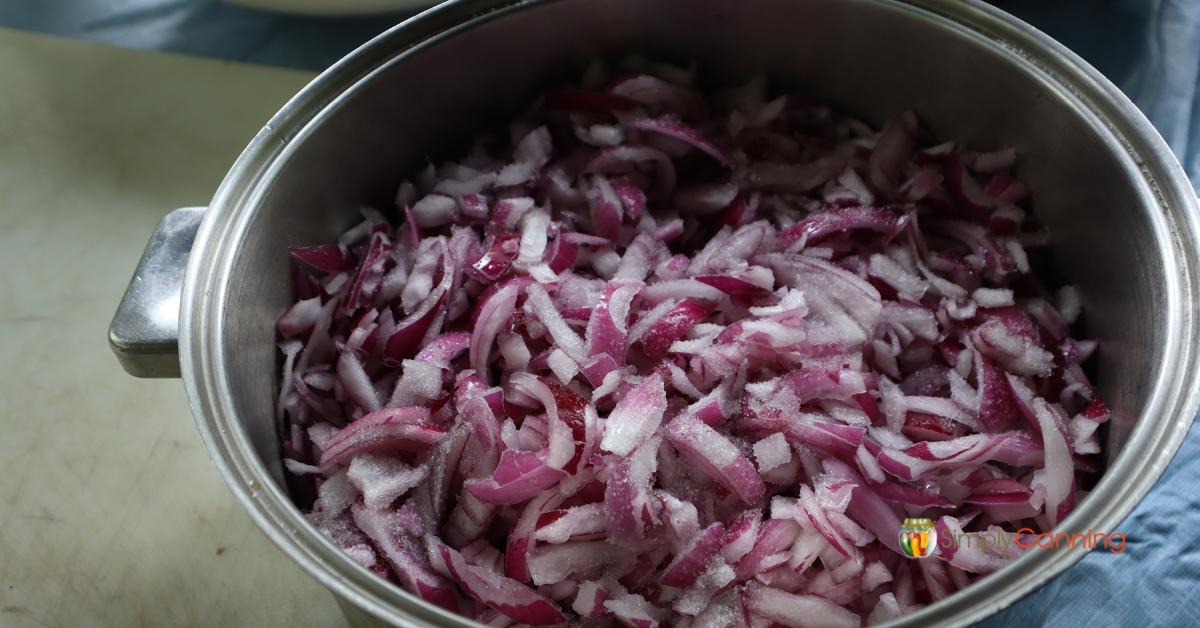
[0, 29, 348, 628]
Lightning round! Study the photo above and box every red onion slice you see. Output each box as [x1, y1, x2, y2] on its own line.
[435, 540, 567, 625]
[290, 244, 357, 273]
[464, 449, 567, 506]
[604, 436, 661, 544]
[665, 414, 765, 505]
[743, 584, 861, 628]
[659, 522, 726, 587]
[610, 74, 706, 119]
[319, 407, 442, 470]
[868, 112, 918, 199]
[600, 371, 668, 456]
[630, 115, 731, 166]
[352, 505, 459, 611]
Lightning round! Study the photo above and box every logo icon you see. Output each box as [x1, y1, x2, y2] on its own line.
[899, 518, 937, 558]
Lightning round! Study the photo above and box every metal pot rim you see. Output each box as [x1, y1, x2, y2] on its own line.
[179, 1, 1200, 626]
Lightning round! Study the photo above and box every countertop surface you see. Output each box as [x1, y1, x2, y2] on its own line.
[0, 28, 347, 627]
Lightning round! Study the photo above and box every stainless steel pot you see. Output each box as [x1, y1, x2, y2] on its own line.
[109, 0, 1200, 625]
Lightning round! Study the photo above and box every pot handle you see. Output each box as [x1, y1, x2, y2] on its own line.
[109, 207, 206, 378]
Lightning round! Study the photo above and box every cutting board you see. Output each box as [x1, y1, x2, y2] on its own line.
[0, 28, 349, 627]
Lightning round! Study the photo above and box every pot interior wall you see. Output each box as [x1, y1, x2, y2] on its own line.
[219, 0, 1165, 485]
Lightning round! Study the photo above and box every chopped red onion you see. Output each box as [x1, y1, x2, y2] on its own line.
[278, 60, 1107, 625]
[600, 371, 668, 456]
[434, 539, 567, 625]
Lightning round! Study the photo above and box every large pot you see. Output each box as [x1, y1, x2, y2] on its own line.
[109, 0, 1200, 625]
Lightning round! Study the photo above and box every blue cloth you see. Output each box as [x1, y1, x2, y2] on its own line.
[5, 1, 1199, 625]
